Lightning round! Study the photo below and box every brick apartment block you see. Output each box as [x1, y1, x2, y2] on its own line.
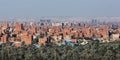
[71, 39, 77, 43]
[30, 27, 37, 34]
[15, 23, 23, 32]
[38, 37, 47, 46]
[21, 35, 32, 45]
[1, 23, 8, 29]
[9, 37, 15, 42]
[0, 34, 8, 43]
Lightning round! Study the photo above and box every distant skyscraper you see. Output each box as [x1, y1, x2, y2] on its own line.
[62, 23, 64, 28]
[91, 19, 97, 24]
[40, 19, 51, 23]
[78, 23, 81, 26]
[71, 23, 73, 27]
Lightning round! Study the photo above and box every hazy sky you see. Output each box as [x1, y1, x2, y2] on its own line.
[0, 0, 120, 17]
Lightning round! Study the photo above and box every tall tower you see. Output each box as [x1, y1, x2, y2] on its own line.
[15, 23, 23, 32]
[91, 19, 97, 24]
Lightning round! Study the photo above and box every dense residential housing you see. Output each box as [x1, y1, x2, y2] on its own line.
[0, 17, 120, 47]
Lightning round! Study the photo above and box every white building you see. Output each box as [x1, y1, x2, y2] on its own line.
[111, 34, 119, 40]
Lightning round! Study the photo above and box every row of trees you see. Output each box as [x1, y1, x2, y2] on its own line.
[0, 41, 120, 60]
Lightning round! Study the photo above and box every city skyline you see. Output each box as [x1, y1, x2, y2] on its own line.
[0, 0, 120, 17]
[0, 0, 120, 60]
